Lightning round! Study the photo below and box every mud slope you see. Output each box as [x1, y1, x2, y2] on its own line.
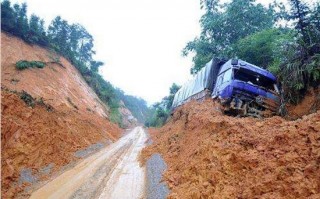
[1, 32, 122, 198]
[142, 99, 320, 199]
[287, 88, 320, 119]
[1, 33, 111, 117]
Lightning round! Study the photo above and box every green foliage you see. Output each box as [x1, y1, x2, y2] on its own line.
[288, 0, 311, 45]
[272, 1, 320, 104]
[90, 61, 104, 73]
[144, 104, 169, 128]
[232, 29, 292, 69]
[16, 60, 46, 70]
[162, 83, 181, 110]
[145, 83, 181, 127]
[183, 0, 276, 74]
[115, 89, 149, 123]
[1, 0, 16, 34]
[20, 90, 35, 107]
[183, 0, 320, 105]
[109, 107, 123, 126]
[2, 0, 149, 127]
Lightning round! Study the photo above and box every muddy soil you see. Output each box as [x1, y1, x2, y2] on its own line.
[142, 99, 320, 199]
[1, 32, 124, 198]
[29, 127, 147, 199]
[286, 88, 320, 119]
[1, 90, 122, 199]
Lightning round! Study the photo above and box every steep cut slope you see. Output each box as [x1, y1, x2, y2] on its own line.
[1, 33, 123, 198]
[287, 88, 320, 119]
[142, 100, 320, 198]
[1, 33, 110, 117]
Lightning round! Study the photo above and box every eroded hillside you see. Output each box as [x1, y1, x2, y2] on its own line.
[142, 99, 320, 198]
[1, 33, 125, 198]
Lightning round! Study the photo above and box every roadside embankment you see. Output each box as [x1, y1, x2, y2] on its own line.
[142, 99, 320, 198]
[1, 32, 123, 199]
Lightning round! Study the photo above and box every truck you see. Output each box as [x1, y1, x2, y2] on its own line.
[172, 58, 281, 117]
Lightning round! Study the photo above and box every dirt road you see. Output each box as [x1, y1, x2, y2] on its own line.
[30, 127, 147, 199]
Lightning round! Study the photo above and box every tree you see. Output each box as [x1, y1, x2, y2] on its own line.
[144, 83, 181, 127]
[166, 83, 181, 109]
[28, 14, 41, 43]
[48, 16, 71, 56]
[183, 0, 276, 74]
[1, 0, 154, 126]
[90, 61, 104, 73]
[288, 0, 310, 45]
[273, 1, 320, 103]
[1, 0, 16, 34]
[232, 28, 292, 68]
[70, 24, 95, 64]
[13, 3, 29, 40]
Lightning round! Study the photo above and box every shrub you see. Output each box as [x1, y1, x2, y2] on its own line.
[16, 60, 46, 70]
[20, 90, 36, 107]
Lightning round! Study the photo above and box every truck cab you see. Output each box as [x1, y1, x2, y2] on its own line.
[212, 59, 280, 117]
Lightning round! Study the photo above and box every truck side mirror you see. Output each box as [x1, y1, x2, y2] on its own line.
[231, 59, 238, 65]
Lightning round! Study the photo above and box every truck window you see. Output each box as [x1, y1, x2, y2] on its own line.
[234, 68, 275, 91]
[223, 69, 232, 83]
[216, 74, 223, 86]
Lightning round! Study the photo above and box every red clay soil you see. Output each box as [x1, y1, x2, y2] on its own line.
[1, 33, 122, 198]
[1, 32, 110, 117]
[287, 88, 320, 120]
[142, 99, 320, 199]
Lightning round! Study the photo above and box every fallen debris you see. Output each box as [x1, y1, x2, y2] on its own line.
[142, 99, 320, 198]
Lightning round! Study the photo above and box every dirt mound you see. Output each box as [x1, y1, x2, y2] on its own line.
[1, 33, 123, 198]
[142, 99, 320, 199]
[287, 88, 320, 119]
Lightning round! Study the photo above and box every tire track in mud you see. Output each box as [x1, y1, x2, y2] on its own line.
[98, 129, 147, 199]
[70, 142, 132, 199]
[29, 127, 147, 199]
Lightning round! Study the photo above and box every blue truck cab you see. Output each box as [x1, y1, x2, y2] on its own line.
[212, 59, 280, 116]
[172, 58, 280, 117]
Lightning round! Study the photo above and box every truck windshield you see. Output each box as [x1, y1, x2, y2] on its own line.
[234, 68, 275, 91]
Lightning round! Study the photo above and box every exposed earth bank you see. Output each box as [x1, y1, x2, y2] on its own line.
[1, 33, 126, 198]
[142, 99, 320, 198]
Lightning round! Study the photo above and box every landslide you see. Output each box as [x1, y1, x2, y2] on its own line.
[1, 33, 122, 198]
[287, 88, 320, 120]
[142, 99, 320, 199]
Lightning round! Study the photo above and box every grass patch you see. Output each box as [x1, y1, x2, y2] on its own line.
[7, 89, 54, 112]
[20, 90, 36, 107]
[16, 60, 46, 70]
[109, 107, 123, 127]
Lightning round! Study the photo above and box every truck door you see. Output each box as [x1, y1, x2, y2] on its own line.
[212, 74, 224, 97]
[213, 69, 233, 98]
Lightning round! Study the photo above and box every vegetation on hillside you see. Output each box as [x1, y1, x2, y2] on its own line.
[183, 0, 320, 104]
[15, 60, 46, 70]
[115, 89, 149, 123]
[145, 83, 181, 127]
[1, 0, 149, 125]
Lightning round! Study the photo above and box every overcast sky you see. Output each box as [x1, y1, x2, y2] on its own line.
[10, 0, 311, 104]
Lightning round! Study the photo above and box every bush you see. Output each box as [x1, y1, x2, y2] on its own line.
[20, 90, 35, 107]
[16, 60, 46, 70]
[109, 108, 123, 127]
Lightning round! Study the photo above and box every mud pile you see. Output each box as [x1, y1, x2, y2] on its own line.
[287, 88, 320, 119]
[1, 33, 123, 198]
[142, 99, 320, 198]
